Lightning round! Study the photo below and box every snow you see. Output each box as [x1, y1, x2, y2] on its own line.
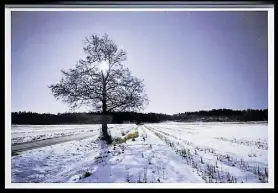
[11, 122, 268, 183]
[11, 124, 133, 144]
[145, 122, 268, 183]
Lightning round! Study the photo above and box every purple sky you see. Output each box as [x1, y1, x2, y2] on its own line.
[11, 11, 268, 115]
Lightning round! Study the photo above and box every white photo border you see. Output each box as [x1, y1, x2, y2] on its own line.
[5, 4, 274, 189]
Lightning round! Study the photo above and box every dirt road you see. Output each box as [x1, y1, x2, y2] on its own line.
[12, 132, 96, 154]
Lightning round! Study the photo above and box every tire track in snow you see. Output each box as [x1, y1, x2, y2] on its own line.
[140, 126, 204, 183]
[149, 125, 268, 172]
[145, 125, 267, 183]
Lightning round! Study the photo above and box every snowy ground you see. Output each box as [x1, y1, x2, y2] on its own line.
[11, 124, 133, 144]
[11, 122, 268, 183]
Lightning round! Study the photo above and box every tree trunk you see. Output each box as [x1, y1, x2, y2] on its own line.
[101, 81, 112, 144]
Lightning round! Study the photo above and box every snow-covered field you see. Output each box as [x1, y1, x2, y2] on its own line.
[11, 124, 133, 144]
[11, 122, 268, 183]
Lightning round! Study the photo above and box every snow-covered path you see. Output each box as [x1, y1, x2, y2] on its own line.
[11, 124, 102, 144]
[12, 131, 97, 154]
[78, 126, 204, 183]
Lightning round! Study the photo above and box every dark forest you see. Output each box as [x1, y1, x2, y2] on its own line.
[12, 109, 268, 125]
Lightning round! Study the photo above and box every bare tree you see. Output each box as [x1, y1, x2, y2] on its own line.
[49, 34, 149, 143]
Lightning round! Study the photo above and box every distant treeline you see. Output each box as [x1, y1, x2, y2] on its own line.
[11, 111, 171, 125]
[172, 109, 268, 122]
[11, 109, 267, 125]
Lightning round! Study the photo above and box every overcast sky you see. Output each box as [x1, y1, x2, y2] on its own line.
[11, 11, 268, 115]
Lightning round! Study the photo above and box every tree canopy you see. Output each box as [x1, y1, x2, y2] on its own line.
[49, 34, 149, 113]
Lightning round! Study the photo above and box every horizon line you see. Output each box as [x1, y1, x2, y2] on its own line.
[11, 107, 268, 116]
